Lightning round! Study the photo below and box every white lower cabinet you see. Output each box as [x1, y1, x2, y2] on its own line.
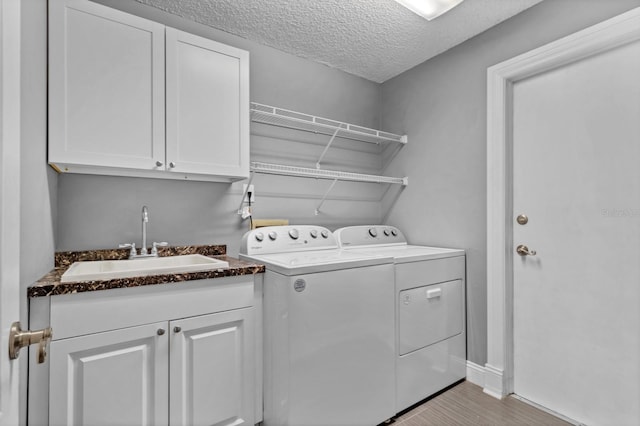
[170, 309, 254, 426]
[49, 322, 169, 426]
[29, 277, 259, 426]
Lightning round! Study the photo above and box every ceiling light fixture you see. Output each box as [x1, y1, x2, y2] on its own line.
[393, 0, 465, 21]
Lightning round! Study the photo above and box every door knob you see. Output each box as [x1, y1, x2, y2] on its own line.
[516, 244, 537, 256]
[9, 322, 52, 364]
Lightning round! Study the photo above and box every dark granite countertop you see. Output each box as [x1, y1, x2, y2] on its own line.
[28, 245, 265, 298]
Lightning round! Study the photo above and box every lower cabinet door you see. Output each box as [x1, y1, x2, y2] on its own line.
[169, 308, 254, 426]
[49, 322, 169, 426]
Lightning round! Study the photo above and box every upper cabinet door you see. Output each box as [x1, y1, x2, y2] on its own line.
[165, 28, 250, 180]
[49, 0, 165, 171]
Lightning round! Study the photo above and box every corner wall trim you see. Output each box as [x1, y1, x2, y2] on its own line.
[482, 364, 506, 399]
[465, 361, 486, 388]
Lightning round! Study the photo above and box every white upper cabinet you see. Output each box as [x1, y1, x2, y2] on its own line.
[166, 29, 249, 179]
[49, 0, 166, 172]
[48, 0, 250, 182]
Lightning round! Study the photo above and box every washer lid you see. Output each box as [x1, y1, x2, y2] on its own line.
[334, 225, 464, 262]
[239, 250, 393, 275]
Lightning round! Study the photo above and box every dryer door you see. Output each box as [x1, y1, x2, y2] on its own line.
[398, 279, 463, 355]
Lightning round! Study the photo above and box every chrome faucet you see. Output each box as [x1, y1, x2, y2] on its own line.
[119, 205, 169, 259]
[141, 206, 149, 255]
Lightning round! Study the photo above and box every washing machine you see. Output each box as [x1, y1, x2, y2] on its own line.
[334, 225, 466, 413]
[240, 225, 396, 426]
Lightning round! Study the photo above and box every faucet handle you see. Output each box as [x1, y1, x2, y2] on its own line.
[151, 241, 169, 256]
[119, 243, 136, 258]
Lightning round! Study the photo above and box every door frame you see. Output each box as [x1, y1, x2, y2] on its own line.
[485, 7, 640, 399]
[0, 0, 22, 423]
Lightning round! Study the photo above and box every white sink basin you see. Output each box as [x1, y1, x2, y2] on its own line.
[61, 254, 229, 283]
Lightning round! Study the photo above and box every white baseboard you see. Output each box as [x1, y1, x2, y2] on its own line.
[465, 361, 486, 387]
[511, 394, 582, 425]
[483, 363, 507, 399]
[466, 361, 510, 400]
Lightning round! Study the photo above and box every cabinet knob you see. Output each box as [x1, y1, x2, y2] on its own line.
[173, 326, 182, 333]
[157, 329, 165, 336]
[169, 162, 176, 168]
[155, 160, 163, 167]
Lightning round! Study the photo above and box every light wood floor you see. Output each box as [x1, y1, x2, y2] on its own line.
[392, 381, 572, 426]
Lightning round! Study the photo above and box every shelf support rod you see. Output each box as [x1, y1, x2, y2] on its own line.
[315, 179, 338, 216]
[236, 172, 255, 214]
[316, 127, 341, 169]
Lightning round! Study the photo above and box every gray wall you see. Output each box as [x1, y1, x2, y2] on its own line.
[20, 0, 56, 423]
[51, 0, 640, 368]
[57, 0, 384, 255]
[381, 0, 640, 365]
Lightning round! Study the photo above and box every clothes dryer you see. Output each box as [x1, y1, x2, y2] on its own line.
[334, 225, 466, 413]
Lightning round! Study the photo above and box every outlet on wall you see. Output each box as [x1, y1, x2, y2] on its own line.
[242, 184, 255, 202]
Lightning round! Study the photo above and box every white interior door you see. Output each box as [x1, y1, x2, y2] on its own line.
[512, 37, 640, 425]
[0, 0, 21, 423]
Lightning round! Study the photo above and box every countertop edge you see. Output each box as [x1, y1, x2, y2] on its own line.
[30, 247, 265, 298]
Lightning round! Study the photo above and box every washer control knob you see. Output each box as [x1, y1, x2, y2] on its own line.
[383, 229, 390, 236]
[391, 229, 398, 237]
[289, 229, 299, 240]
[268, 231, 277, 241]
[255, 232, 264, 242]
[368, 228, 378, 238]
[321, 230, 329, 238]
[310, 229, 318, 239]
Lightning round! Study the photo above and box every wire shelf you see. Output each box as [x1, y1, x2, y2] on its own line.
[251, 103, 407, 145]
[250, 162, 408, 186]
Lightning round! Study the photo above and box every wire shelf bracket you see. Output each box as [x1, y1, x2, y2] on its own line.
[315, 179, 338, 216]
[316, 127, 340, 169]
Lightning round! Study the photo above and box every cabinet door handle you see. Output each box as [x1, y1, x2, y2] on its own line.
[169, 162, 176, 168]
[157, 329, 165, 336]
[155, 160, 163, 167]
[173, 326, 181, 333]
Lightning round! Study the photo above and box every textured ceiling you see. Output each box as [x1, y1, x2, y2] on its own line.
[135, 0, 544, 83]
